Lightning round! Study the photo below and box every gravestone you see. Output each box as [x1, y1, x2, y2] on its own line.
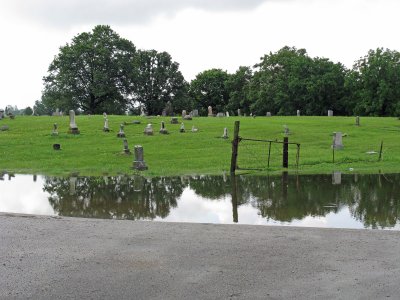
[103, 118, 110, 132]
[222, 128, 228, 139]
[0, 109, 4, 120]
[140, 106, 146, 117]
[328, 110, 333, 117]
[0, 125, 9, 131]
[283, 125, 290, 136]
[123, 138, 131, 154]
[180, 123, 185, 133]
[182, 110, 187, 118]
[226, 112, 230, 117]
[208, 106, 213, 117]
[184, 115, 192, 120]
[216, 112, 224, 117]
[356, 116, 360, 126]
[266, 112, 271, 117]
[297, 110, 300, 117]
[332, 171, 342, 185]
[133, 145, 148, 170]
[191, 125, 198, 133]
[132, 120, 141, 124]
[52, 123, 58, 136]
[68, 110, 80, 134]
[170, 117, 179, 124]
[103, 112, 107, 119]
[192, 109, 199, 117]
[332, 132, 343, 149]
[159, 121, 168, 134]
[162, 109, 167, 117]
[144, 124, 154, 135]
[165, 101, 173, 116]
[237, 109, 241, 117]
[117, 124, 125, 138]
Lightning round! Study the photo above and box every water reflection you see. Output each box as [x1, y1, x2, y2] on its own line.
[1, 172, 400, 229]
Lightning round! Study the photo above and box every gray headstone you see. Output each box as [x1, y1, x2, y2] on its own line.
[222, 128, 228, 139]
[180, 122, 185, 133]
[164, 101, 173, 116]
[103, 112, 107, 119]
[216, 112, 224, 117]
[68, 110, 80, 134]
[170, 117, 179, 124]
[184, 115, 192, 120]
[117, 124, 125, 138]
[161, 109, 167, 117]
[266, 112, 271, 117]
[0, 125, 9, 131]
[192, 109, 199, 117]
[332, 171, 342, 185]
[103, 118, 110, 132]
[237, 109, 241, 117]
[208, 106, 213, 117]
[159, 121, 168, 134]
[123, 138, 130, 154]
[182, 110, 187, 118]
[328, 110, 333, 117]
[332, 132, 343, 149]
[55, 108, 60, 116]
[133, 145, 148, 170]
[144, 124, 153, 135]
[226, 112, 230, 117]
[297, 110, 300, 117]
[140, 106, 146, 117]
[52, 123, 58, 136]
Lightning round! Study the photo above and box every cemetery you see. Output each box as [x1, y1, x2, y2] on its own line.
[0, 114, 399, 176]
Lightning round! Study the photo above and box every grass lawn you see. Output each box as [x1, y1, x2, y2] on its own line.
[0, 115, 399, 176]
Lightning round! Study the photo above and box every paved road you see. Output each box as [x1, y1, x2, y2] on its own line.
[1, 213, 400, 299]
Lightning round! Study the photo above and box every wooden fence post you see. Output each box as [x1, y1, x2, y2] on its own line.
[283, 137, 289, 168]
[230, 121, 240, 174]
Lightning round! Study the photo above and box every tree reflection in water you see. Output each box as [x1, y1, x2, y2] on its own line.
[42, 173, 400, 228]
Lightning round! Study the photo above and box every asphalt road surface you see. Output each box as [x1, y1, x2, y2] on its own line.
[1, 213, 400, 299]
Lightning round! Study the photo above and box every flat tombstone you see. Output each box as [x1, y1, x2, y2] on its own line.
[332, 132, 343, 149]
[266, 112, 271, 117]
[208, 106, 213, 117]
[68, 110, 80, 134]
[297, 110, 300, 117]
[170, 117, 179, 124]
[133, 145, 148, 171]
[117, 124, 125, 138]
[328, 110, 333, 117]
[182, 110, 187, 118]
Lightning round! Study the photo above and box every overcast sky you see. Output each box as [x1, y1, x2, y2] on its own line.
[1, 0, 400, 109]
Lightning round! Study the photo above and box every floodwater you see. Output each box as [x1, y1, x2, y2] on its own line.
[1, 172, 400, 230]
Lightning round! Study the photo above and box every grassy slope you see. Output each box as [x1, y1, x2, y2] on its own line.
[0, 115, 399, 176]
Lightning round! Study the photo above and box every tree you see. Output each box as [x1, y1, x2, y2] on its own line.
[225, 66, 253, 115]
[348, 48, 400, 116]
[33, 100, 52, 116]
[42, 25, 137, 114]
[130, 50, 187, 115]
[248, 46, 346, 116]
[24, 106, 33, 116]
[189, 69, 230, 114]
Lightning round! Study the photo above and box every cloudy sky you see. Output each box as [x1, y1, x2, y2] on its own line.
[1, 0, 399, 109]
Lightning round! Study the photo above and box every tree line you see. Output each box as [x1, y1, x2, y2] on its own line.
[32, 25, 400, 117]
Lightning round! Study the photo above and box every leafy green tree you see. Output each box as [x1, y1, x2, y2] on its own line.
[348, 48, 400, 116]
[248, 46, 346, 116]
[33, 100, 52, 116]
[225, 66, 253, 115]
[130, 50, 187, 115]
[189, 69, 230, 114]
[42, 25, 137, 114]
[24, 106, 33, 116]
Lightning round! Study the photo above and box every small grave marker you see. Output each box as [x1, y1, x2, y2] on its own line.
[103, 119, 110, 132]
[52, 123, 58, 136]
[180, 123, 185, 133]
[117, 124, 125, 138]
[159, 121, 168, 134]
[222, 128, 228, 139]
[144, 124, 154, 135]
[133, 145, 148, 170]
